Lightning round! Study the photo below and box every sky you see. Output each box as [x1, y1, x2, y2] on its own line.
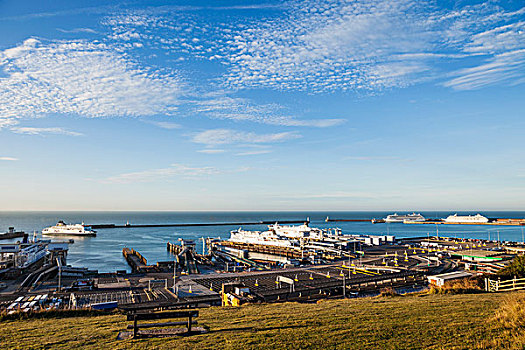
[0, 0, 524, 211]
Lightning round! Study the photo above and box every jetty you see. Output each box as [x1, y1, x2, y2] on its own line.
[325, 217, 370, 223]
[405, 219, 525, 226]
[122, 248, 156, 273]
[90, 219, 308, 229]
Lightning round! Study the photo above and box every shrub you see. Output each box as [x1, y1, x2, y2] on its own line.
[379, 287, 399, 297]
[428, 278, 482, 295]
[497, 255, 525, 279]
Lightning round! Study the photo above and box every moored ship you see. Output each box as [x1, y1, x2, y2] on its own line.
[444, 214, 489, 223]
[384, 213, 426, 223]
[42, 221, 96, 237]
[229, 227, 299, 248]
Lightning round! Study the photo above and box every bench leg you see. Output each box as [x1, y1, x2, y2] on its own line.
[187, 315, 192, 333]
[133, 316, 138, 338]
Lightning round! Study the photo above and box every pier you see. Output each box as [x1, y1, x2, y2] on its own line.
[122, 248, 156, 273]
[405, 220, 525, 226]
[325, 217, 371, 223]
[90, 219, 308, 229]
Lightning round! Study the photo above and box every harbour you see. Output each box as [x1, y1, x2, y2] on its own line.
[1, 211, 525, 315]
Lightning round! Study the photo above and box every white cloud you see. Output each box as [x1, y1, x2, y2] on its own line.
[197, 149, 226, 154]
[10, 127, 83, 136]
[0, 157, 18, 161]
[192, 129, 300, 146]
[105, 1, 525, 92]
[193, 96, 345, 127]
[236, 150, 272, 156]
[102, 163, 218, 184]
[0, 118, 18, 129]
[444, 49, 525, 90]
[56, 27, 98, 34]
[0, 38, 183, 127]
[147, 121, 182, 129]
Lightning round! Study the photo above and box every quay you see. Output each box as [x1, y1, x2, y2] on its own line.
[325, 217, 371, 223]
[405, 220, 525, 226]
[122, 248, 154, 273]
[89, 219, 308, 229]
[3, 228, 525, 316]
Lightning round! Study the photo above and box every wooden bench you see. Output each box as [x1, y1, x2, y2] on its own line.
[126, 310, 199, 338]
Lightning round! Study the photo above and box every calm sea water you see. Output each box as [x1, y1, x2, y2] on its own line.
[1, 211, 524, 273]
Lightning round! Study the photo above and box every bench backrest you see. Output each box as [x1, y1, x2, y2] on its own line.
[127, 310, 199, 321]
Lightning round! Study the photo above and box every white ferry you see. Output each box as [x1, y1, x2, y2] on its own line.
[444, 214, 489, 223]
[384, 213, 425, 223]
[229, 228, 299, 248]
[42, 221, 96, 237]
[268, 222, 325, 240]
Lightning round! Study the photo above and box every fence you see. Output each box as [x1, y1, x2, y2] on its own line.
[485, 277, 525, 292]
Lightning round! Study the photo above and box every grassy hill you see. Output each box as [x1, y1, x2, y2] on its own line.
[1, 292, 524, 349]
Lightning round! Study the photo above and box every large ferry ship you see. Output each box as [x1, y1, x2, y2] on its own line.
[229, 222, 349, 250]
[42, 221, 96, 237]
[268, 222, 328, 240]
[229, 227, 299, 248]
[384, 213, 425, 223]
[444, 214, 489, 223]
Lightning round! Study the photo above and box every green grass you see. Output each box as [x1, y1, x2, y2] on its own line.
[1, 292, 523, 349]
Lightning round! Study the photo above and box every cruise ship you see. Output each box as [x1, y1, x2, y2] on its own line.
[42, 221, 96, 237]
[384, 213, 426, 223]
[444, 214, 489, 223]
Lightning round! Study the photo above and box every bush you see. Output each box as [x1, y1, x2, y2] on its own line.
[428, 278, 483, 295]
[497, 255, 525, 279]
[378, 287, 399, 297]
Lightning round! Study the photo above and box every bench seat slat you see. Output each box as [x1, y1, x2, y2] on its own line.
[127, 310, 199, 321]
[126, 320, 198, 329]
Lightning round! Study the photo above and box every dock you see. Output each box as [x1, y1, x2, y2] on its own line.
[122, 248, 156, 273]
[90, 219, 308, 229]
[405, 220, 525, 226]
[216, 241, 308, 259]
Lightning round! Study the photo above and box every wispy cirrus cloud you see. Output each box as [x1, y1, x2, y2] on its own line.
[345, 156, 414, 162]
[0, 157, 18, 161]
[102, 163, 218, 184]
[197, 149, 226, 154]
[235, 149, 272, 156]
[444, 49, 525, 90]
[146, 121, 182, 129]
[10, 127, 83, 136]
[191, 128, 300, 147]
[104, 0, 525, 92]
[192, 96, 345, 127]
[0, 37, 183, 128]
[56, 27, 99, 34]
[444, 19, 525, 90]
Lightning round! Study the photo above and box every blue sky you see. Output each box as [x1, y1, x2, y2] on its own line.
[0, 0, 524, 211]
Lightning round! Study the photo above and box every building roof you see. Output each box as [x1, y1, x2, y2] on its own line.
[428, 271, 472, 280]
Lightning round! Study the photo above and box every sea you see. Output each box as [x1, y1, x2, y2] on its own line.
[1, 211, 524, 273]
